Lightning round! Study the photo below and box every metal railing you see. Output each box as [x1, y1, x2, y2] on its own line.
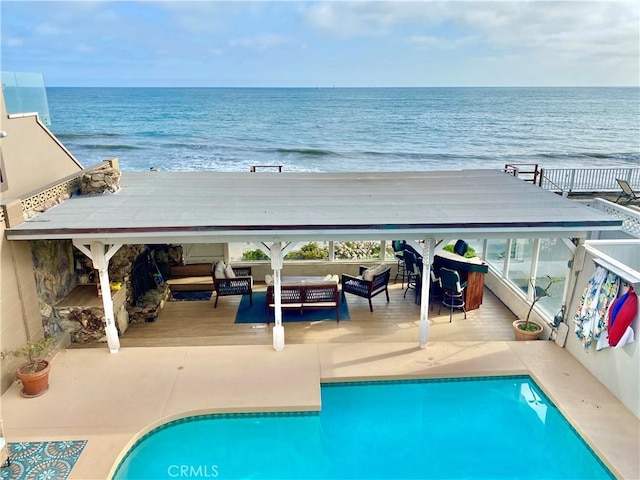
[506, 164, 640, 195]
[540, 167, 640, 194]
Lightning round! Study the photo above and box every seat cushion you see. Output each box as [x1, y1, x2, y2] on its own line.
[364, 263, 388, 281]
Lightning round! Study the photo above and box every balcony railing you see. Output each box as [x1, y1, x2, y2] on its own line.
[585, 198, 640, 238]
[505, 164, 640, 196]
[540, 167, 640, 194]
[0, 71, 51, 126]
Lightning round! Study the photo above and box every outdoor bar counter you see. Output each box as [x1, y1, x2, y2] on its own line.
[433, 250, 489, 311]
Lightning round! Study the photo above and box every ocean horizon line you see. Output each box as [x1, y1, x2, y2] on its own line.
[46, 85, 639, 90]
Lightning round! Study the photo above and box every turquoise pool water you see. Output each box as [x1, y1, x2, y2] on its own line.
[113, 376, 613, 479]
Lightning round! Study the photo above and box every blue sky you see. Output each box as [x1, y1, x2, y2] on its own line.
[1, 1, 638, 87]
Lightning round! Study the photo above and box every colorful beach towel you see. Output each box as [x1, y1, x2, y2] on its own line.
[573, 266, 620, 351]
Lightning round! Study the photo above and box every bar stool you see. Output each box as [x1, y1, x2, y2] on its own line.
[438, 267, 467, 322]
[392, 240, 407, 287]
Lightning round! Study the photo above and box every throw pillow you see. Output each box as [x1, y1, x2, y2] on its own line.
[224, 265, 236, 278]
[213, 260, 226, 279]
[265, 274, 273, 285]
[363, 267, 376, 282]
[372, 264, 389, 276]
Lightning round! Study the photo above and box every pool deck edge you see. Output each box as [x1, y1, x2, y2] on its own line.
[1, 341, 638, 480]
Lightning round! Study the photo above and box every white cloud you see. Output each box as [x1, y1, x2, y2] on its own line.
[408, 34, 477, 49]
[35, 23, 61, 36]
[301, 2, 439, 37]
[228, 34, 291, 51]
[73, 43, 95, 53]
[3, 37, 23, 47]
[302, 1, 639, 77]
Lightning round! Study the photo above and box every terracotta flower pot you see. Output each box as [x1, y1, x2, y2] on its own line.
[16, 360, 50, 398]
[512, 320, 543, 341]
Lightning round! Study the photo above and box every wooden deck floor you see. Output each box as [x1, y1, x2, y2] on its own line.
[116, 282, 518, 348]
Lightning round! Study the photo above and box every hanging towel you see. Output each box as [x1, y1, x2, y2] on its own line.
[573, 267, 620, 351]
[608, 287, 637, 347]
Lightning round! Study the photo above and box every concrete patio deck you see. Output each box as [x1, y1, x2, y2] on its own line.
[1, 341, 638, 479]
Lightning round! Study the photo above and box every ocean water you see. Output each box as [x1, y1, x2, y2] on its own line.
[47, 87, 639, 173]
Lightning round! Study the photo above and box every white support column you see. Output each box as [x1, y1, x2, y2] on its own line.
[270, 242, 285, 351]
[418, 238, 434, 348]
[73, 240, 123, 353]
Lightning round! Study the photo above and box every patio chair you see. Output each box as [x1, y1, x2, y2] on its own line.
[211, 262, 253, 308]
[615, 179, 639, 204]
[403, 250, 422, 304]
[392, 240, 407, 287]
[429, 266, 442, 312]
[0, 419, 10, 468]
[438, 267, 467, 322]
[341, 265, 391, 312]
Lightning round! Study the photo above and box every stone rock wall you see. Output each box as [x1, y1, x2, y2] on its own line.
[109, 244, 146, 307]
[57, 302, 129, 344]
[80, 164, 121, 195]
[31, 239, 76, 335]
[34, 241, 171, 343]
[168, 245, 184, 266]
[129, 284, 170, 324]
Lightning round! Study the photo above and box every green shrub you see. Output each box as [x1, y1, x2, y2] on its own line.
[242, 249, 270, 261]
[443, 243, 477, 258]
[285, 242, 328, 260]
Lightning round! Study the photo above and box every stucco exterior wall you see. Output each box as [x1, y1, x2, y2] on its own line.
[1, 91, 83, 198]
[0, 89, 84, 393]
[564, 245, 640, 418]
[0, 228, 43, 392]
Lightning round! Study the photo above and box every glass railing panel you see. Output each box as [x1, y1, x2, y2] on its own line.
[0, 71, 51, 126]
[535, 238, 571, 318]
[485, 239, 508, 271]
[507, 238, 534, 292]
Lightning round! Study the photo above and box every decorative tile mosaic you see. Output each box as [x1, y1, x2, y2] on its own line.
[0, 441, 87, 480]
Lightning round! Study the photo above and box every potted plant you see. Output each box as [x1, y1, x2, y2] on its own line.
[1, 336, 56, 397]
[513, 276, 558, 341]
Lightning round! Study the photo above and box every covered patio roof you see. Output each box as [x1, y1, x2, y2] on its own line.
[5, 170, 622, 243]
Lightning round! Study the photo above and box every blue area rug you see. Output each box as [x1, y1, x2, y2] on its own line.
[235, 291, 349, 323]
[1, 440, 87, 480]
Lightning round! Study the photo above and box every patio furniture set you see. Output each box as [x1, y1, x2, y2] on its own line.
[212, 261, 392, 320]
[211, 240, 485, 322]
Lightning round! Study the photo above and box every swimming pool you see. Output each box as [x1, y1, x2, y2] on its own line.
[113, 376, 613, 479]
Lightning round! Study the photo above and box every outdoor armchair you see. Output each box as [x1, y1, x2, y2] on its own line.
[341, 265, 391, 312]
[211, 262, 253, 308]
